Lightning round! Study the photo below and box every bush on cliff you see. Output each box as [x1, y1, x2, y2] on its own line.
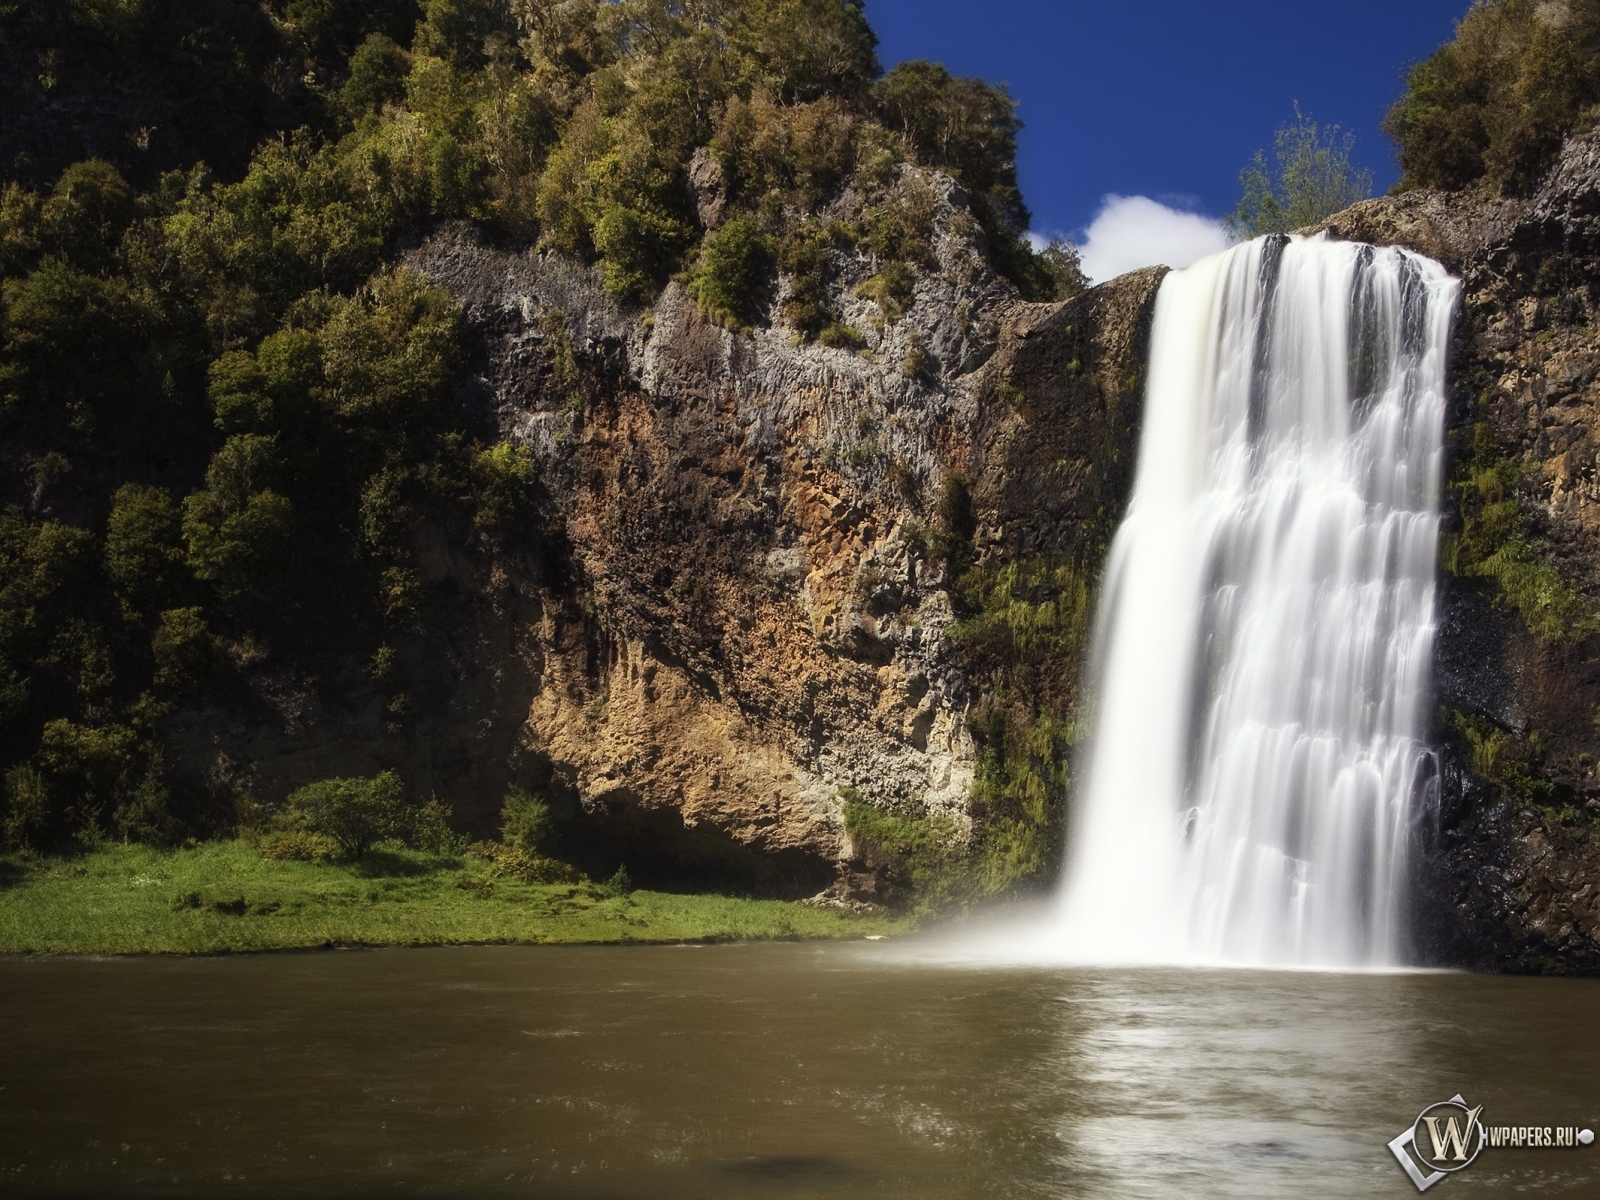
[686, 217, 774, 328]
[1386, 0, 1600, 194]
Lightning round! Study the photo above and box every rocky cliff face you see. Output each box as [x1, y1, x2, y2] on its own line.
[177, 133, 1600, 966]
[1316, 130, 1600, 973]
[390, 167, 1161, 900]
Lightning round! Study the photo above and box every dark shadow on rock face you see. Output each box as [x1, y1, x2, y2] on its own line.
[1433, 582, 1517, 728]
[551, 789, 834, 900]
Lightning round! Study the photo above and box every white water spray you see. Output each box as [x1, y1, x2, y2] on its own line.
[1052, 235, 1458, 968]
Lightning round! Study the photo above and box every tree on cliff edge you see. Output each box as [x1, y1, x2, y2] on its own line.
[1227, 106, 1374, 238]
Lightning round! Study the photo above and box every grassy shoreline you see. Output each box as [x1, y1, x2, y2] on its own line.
[0, 841, 904, 955]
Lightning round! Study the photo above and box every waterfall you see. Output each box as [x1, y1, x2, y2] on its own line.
[1053, 234, 1458, 969]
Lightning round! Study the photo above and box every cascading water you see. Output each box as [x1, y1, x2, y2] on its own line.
[1052, 234, 1458, 969]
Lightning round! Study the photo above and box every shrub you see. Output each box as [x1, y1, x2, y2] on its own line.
[777, 219, 844, 340]
[409, 795, 467, 854]
[592, 203, 694, 302]
[470, 441, 536, 542]
[467, 838, 579, 883]
[29, 715, 174, 847]
[284, 770, 407, 859]
[152, 607, 218, 694]
[2, 765, 49, 852]
[316, 270, 460, 427]
[1035, 237, 1088, 300]
[713, 94, 859, 211]
[859, 174, 936, 265]
[603, 864, 633, 896]
[500, 786, 554, 854]
[341, 32, 411, 117]
[686, 217, 773, 328]
[817, 322, 865, 350]
[259, 829, 340, 861]
[856, 260, 916, 322]
[900, 343, 930, 382]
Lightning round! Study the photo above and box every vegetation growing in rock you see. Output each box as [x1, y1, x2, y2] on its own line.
[840, 788, 968, 912]
[1386, 0, 1600, 194]
[1443, 419, 1599, 643]
[1443, 708, 1592, 823]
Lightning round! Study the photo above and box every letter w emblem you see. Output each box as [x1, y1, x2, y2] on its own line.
[1423, 1106, 1483, 1162]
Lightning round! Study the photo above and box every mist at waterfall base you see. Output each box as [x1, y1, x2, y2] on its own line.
[949, 235, 1460, 971]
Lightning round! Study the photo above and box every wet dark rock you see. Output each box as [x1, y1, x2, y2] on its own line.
[1317, 129, 1600, 974]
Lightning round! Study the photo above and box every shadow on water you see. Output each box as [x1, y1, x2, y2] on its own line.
[719, 1154, 861, 1181]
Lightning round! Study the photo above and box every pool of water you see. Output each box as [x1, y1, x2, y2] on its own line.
[1, 942, 1595, 1198]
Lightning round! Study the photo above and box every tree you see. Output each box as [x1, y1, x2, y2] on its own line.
[1035, 237, 1087, 301]
[105, 484, 186, 618]
[285, 770, 407, 858]
[182, 435, 295, 601]
[1227, 106, 1373, 238]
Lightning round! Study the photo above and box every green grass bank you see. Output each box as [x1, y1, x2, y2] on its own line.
[0, 842, 903, 955]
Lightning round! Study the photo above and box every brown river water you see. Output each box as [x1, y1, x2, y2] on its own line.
[0, 941, 1596, 1198]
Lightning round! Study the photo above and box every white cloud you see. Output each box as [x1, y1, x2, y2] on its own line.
[1076, 195, 1230, 285]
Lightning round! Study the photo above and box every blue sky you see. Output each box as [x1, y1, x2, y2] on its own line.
[864, 0, 1470, 279]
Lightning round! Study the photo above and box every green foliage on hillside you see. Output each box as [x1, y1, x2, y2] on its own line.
[1228, 107, 1373, 237]
[0, 0, 1059, 860]
[1386, 0, 1600, 193]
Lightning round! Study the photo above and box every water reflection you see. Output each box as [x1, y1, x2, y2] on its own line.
[0, 943, 1594, 1198]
